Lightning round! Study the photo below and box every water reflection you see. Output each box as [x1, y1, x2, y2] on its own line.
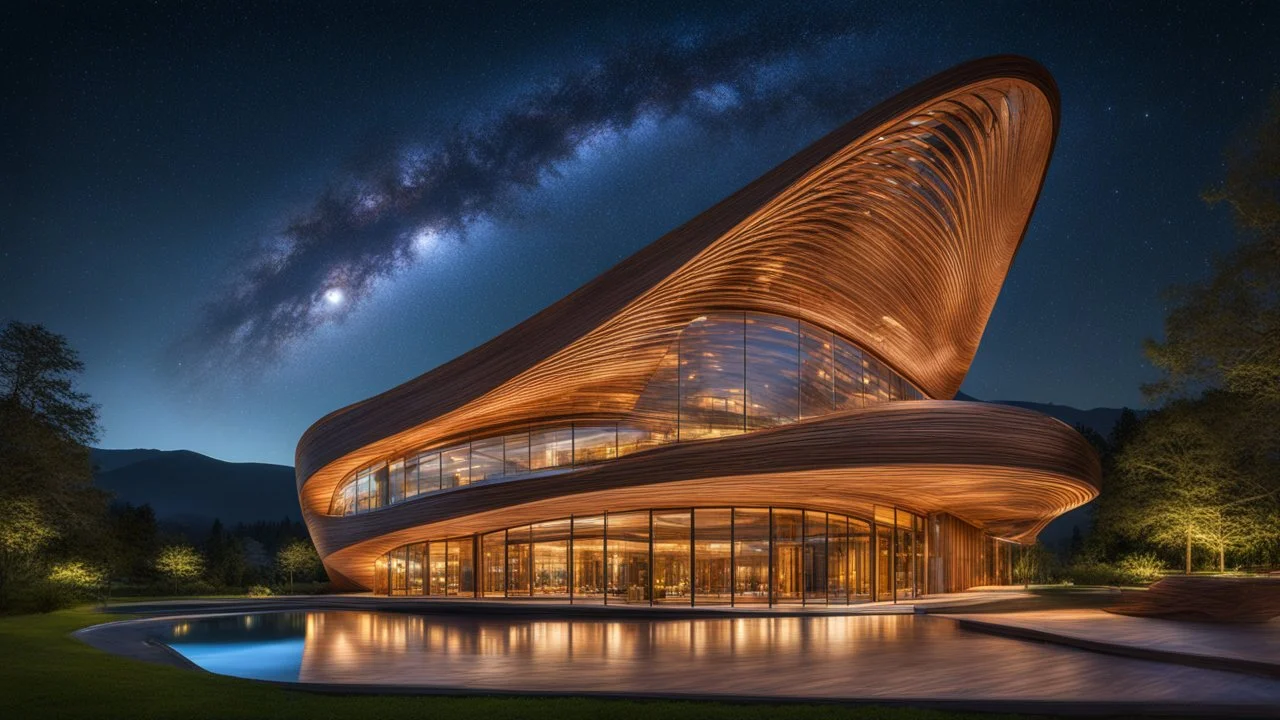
[164, 611, 1280, 702]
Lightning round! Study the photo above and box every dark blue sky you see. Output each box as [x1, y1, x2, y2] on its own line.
[3, 1, 1277, 465]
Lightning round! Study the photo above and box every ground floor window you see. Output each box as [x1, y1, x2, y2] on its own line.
[373, 505, 960, 605]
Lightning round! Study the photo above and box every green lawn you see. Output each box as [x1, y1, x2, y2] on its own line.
[0, 607, 1035, 720]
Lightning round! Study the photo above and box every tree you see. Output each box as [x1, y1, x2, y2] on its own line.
[276, 539, 320, 593]
[0, 322, 107, 602]
[155, 545, 204, 594]
[1109, 396, 1274, 573]
[0, 321, 100, 446]
[1120, 94, 1280, 573]
[1193, 505, 1268, 572]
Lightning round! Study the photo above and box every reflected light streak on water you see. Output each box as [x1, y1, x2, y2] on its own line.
[164, 611, 1280, 702]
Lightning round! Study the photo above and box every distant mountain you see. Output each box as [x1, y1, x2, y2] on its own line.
[953, 391, 1141, 438]
[91, 448, 300, 526]
[89, 448, 168, 473]
[953, 393, 1147, 554]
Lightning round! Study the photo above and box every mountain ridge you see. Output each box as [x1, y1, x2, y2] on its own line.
[91, 448, 300, 526]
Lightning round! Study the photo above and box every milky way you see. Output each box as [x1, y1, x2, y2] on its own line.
[177, 10, 890, 377]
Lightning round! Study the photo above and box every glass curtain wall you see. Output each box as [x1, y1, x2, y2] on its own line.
[376, 506, 929, 603]
[330, 311, 926, 518]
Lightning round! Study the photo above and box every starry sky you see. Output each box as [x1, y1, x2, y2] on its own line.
[2, 1, 1277, 466]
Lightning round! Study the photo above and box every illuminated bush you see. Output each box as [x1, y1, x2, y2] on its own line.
[1118, 553, 1166, 584]
[155, 545, 205, 594]
[47, 561, 106, 593]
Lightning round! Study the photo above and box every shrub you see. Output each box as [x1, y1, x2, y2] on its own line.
[155, 545, 204, 594]
[1117, 552, 1165, 584]
[247, 585, 273, 597]
[1013, 544, 1059, 585]
[20, 561, 109, 613]
[47, 561, 106, 595]
[1063, 561, 1126, 586]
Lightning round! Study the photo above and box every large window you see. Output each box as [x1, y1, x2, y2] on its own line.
[441, 444, 470, 489]
[652, 511, 691, 604]
[329, 311, 926, 517]
[606, 511, 650, 604]
[772, 509, 803, 604]
[572, 515, 605, 601]
[679, 315, 746, 440]
[745, 315, 800, 430]
[482, 532, 505, 597]
[531, 519, 570, 596]
[733, 508, 770, 604]
[503, 432, 530, 474]
[799, 322, 835, 419]
[470, 437, 504, 482]
[407, 451, 441, 497]
[573, 425, 617, 465]
[530, 426, 572, 470]
[694, 508, 732, 605]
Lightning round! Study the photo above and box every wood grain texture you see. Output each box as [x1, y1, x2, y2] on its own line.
[1109, 576, 1280, 623]
[294, 56, 1087, 591]
[313, 401, 1099, 590]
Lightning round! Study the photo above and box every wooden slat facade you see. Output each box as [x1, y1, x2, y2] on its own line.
[295, 56, 1099, 592]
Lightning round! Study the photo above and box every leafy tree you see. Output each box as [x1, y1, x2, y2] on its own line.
[1109, 95, 1280, 573]
[1109, 396, 1274, 573]
[155, 545, 204, 594]
[0, 321, 100, 445]
[0, 322, 107, 608]
[276, 539, 320, 593]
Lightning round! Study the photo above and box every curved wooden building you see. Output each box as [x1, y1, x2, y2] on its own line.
[297, 55, 1100, 603]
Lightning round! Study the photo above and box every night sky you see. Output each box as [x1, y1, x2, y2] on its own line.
[3, 1, 1277, 466]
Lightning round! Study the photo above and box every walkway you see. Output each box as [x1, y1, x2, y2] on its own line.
[942, 607, 1280, 679]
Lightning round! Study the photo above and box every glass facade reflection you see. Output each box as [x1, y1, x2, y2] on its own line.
[330, 311, 925, 517]
[376, 506, 931, 605]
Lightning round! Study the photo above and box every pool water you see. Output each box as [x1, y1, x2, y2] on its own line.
[163, 610, 1280, 702]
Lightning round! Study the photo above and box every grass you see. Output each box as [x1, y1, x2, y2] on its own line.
[0, 607, 1042, 720]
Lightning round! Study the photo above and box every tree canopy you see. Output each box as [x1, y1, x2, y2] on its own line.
[1101, 94, 1280, 573]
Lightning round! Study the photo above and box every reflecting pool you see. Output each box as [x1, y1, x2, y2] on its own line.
[163, 611, 1280, 703]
